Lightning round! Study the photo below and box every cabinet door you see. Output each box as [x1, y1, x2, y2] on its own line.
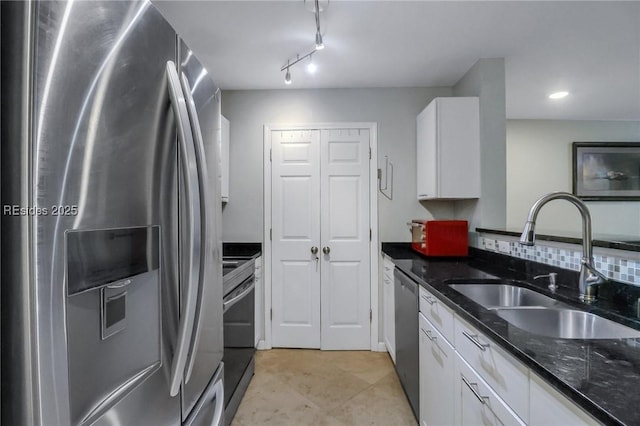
[254, 256, 263, 347]
[419, 313, 454, 426]
[436, 98, 480, 199]
[530, 374, 599, 426]
[456, 354, 526, 426]
[416, 97, 480, 200]
[454, 317, 529, 422]
[383, 270, 395, 363]
[416, 100, 437, 199]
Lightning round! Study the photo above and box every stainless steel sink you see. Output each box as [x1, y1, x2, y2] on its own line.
[496, 308, 640, 339]
[448, 284, 565, 309]
[448, 282, 640, 339]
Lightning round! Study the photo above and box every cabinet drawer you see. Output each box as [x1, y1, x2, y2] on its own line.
[454, 316, 529, 423]
[419, 286, 454, 342]
[456, 353, 526, 426]
[530, 373, 600, 426]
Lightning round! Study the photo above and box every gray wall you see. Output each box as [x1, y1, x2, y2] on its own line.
[507, 119, 640, 235]
[221, 87, 452, 243]
[452, 58, 507, 232]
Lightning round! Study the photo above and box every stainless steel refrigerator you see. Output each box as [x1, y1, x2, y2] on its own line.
[1, 1, 224, 425]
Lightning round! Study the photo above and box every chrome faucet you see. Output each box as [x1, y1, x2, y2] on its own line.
[519, 192, 607, 302]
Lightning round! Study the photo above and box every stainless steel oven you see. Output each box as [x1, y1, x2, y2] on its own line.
[222, 257, 256, 425]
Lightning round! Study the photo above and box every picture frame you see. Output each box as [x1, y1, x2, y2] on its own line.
[572, 142, 640, 200]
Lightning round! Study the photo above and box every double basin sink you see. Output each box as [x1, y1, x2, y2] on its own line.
[448, 281, 640, 339]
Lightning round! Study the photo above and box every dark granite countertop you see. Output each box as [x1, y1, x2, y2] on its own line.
[477, 227, 640, 253]
[382, 243, 640, 426]
[222, 242, 262, 258]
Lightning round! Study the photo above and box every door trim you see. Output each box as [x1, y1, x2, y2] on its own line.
[262, 122, 379, 351]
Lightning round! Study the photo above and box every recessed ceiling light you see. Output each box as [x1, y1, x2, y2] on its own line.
[549, 91, 569, 99]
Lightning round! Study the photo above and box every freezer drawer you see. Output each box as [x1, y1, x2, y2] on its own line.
[184, 364, 225, 426]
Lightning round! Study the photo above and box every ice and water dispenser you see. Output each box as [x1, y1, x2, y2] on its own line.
[65, 226, 161, 425]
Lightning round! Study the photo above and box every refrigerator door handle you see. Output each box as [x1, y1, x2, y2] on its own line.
[208, 379, 224, 426]
[166, 60, 202, 397]
[184, 374, 224, 426]
[179, 71, 212, 383]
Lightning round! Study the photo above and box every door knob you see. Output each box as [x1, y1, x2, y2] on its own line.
[322, 246, 330, 255]
[311, 246, 318, 255]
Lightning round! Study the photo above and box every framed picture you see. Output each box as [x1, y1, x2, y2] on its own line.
[573, 142, 640, 200]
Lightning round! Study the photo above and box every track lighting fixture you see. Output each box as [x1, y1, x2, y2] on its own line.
[280, 0, 328, 84]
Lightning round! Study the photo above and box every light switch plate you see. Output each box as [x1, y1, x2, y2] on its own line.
[484, 239, 496, 251]
[497, 241, 511, 254]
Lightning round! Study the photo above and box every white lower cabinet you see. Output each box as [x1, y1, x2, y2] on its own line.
[454, 317, 530, 423]
[383, 256, 395, 363]
[412, 285, 602, 426]
[456, 354, 526, 426]
[530, 373, 599, 426]
[254, 256, 263, 348]
[419, 313, 454, 426]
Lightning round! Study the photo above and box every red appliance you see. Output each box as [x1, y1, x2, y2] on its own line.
[410, 220, 468, 257]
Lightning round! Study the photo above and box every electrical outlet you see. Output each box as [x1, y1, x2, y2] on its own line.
[484, 239, 496, 251]
[497, 241, 511, 254]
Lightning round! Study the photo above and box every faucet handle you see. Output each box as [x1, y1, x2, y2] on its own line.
[534, 272, 558, 292]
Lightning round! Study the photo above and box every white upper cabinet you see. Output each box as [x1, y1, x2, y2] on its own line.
[416, 97, 480, 200]
[221, 115, 230, 202]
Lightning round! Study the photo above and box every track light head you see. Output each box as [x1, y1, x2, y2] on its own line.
[315, 30, 324, 50]
[284, 68, 292, 85]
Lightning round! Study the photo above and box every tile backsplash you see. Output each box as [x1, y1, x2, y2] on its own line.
[478, 236, 640, 286]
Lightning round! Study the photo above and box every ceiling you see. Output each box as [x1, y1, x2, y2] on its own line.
[154, 0, 640, 120]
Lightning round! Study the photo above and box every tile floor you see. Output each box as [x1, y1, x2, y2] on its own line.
[231, 349, 417, 426]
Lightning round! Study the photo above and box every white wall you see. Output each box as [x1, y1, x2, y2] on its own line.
[221, 87, 452, 243]
[507, 119, 640, 235]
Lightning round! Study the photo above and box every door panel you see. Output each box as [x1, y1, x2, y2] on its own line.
[328, 176, 361, 238]
[327, 261, 361, 324]
[321, 129, 370, 350]
[271, 130, 321, 348]
[281, 177, 315, 238]
[281, 261, 316, 324]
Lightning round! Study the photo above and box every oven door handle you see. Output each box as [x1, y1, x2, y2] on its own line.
[223, 280, 255, 313]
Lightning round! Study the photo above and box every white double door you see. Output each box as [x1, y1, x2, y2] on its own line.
[271, 128, 371, 350]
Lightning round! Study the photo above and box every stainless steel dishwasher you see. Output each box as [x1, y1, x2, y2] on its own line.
[394, 268, 419, 421]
